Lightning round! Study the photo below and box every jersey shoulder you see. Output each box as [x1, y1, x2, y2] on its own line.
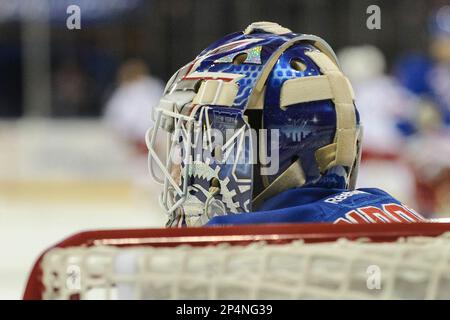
[320, 188, 425, 224]
[207, 187, 425, 226]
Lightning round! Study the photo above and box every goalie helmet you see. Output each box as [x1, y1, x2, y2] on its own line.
[146, 22, 362, 227]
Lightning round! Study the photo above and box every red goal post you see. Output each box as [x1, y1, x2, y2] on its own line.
[23, 222, 450, 300]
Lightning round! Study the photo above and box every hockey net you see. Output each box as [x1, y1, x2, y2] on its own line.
[23, 222, 450, 300]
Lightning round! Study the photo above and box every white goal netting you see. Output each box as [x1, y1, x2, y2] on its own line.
[39, 232, 450, 300]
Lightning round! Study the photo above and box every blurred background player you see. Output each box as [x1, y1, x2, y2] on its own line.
[337, 45, 420, 211]
[103, 58, 166, 216]
[103, 58, 165, 154]
[393, 6, 450, 216]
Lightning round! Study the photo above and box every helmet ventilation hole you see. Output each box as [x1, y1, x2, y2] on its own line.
[290, 58, 307, 71]
[209, 178, 220, 193]
[233, 52, 248, 65]
[210, 178, 220, 189]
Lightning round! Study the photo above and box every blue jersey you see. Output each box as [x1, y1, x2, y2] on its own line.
[207, 187, 425, 226]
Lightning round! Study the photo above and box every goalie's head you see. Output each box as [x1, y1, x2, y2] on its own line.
[146, 22, 362, 227]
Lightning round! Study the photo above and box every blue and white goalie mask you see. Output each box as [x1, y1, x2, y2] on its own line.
[146, 22, 362, 227]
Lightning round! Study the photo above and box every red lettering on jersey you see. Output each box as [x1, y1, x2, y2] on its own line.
[382, 203, 425, 222]
[334, 217, 352, 224]
[334, 203, 425, 224]
[345, 210, 371, 223]
[333, 210, 372, 224]
[358, 206, 399, 223]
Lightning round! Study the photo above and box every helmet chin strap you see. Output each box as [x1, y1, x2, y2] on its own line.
[252, 160, 306, 210]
